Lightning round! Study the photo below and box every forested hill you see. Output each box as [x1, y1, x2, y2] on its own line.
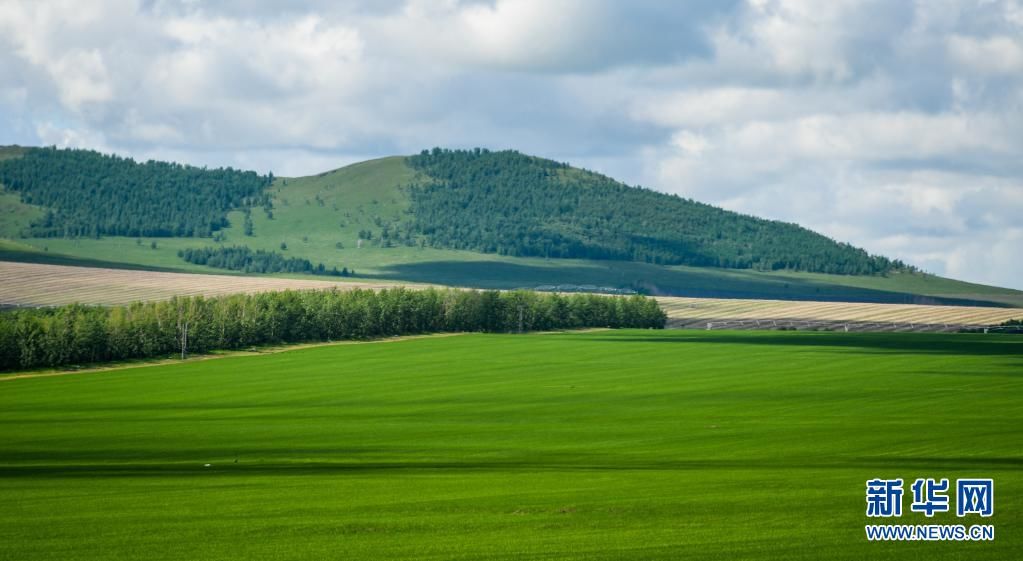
[406, 148, 908, 275]
[0, 145, 912, 279]
[0, 147, 272, 238]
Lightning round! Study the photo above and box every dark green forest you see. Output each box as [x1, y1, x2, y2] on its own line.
[178, 246, 350, 277]
[0, 147, 272, 238]
[0, 288, 666, 371]
[406, 148, 908, 275]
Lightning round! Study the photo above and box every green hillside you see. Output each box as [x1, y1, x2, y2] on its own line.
[0, 147, 1021, 306]
[0, 147, 44, 238]
[0, 147, 273, 238]
[406, 149, 903, 274]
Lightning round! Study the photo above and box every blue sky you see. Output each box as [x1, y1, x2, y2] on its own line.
[1, 0, 1021, 288]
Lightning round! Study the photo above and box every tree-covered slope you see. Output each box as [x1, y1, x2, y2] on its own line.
[3, 146, 1021, 306]
[406, 148, 907, 275]
[0, 147, 272, 238]
[0, 145, 911, 276]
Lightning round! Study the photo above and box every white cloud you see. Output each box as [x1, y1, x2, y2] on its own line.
[455, 0, 594, 68]
[670, 131, 711, 157]
[630, 88, 789, 128]
[947, 34, 1023, 74]
[736, 0, 856, 80]
[645, 110, 1018, 196]
[1008, 0, 1023, 26]
[0, 0, 119, 109]
[160, 14, 364, 94]
[35, 121, 111, 152]
[370, 0, 608, 71]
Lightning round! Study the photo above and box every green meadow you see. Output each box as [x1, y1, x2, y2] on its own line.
[1, 330, 1020, 560]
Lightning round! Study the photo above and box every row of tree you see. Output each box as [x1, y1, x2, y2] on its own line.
[178, 246, 350, 276]
[962, 318, 1023, 334]
[405, 148, 911, 275]
[0, 288, 666, 371]
[0, 147, 272, 238]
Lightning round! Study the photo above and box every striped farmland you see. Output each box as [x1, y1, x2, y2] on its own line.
[658, 296, 1022, 332]
[1, 261, 1020, 332]
[0, 261, 416, 307]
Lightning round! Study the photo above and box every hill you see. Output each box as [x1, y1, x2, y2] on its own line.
[405, 149, 903, 274]
[0, 146, 1021, 307]
[0, 146, 272, 237]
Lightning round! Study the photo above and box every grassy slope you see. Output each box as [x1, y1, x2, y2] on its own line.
[1, 154, 1020, 306]
[0, 190, 43, 238]
[1, 330, 1020, 560]
[0, 147, 45, 238]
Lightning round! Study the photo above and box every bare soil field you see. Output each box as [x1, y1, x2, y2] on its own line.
[0, 261, 413, 307]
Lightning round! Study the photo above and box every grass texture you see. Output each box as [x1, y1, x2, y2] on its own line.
[1, 330, 1020, 560]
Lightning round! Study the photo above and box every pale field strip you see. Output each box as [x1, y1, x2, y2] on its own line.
[660, 298, 1020, 325]
[0, 261, 411, 307]
[1, 261, 1020, 329]
[657, 296, 1021, 327]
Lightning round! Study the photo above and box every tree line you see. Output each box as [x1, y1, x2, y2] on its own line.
[0, 288, 666, 371]
[0, 147, 272, 238]
[962, 318, 1023, 334]
[405, 148, 911, 275]
[178, 246, 351, 277]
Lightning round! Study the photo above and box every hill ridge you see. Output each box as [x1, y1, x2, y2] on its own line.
[0, 145, 1020, 306]
[403, 147, 908, 275]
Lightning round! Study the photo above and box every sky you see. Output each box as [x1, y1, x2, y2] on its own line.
[1, 0, 1021, 289]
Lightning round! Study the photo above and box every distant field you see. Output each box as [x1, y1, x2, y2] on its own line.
[2, 261, 1019, 332]
[0, 261, 412, 307]
[660, 296, 1022, 330]
[1, 330, 1020, 560]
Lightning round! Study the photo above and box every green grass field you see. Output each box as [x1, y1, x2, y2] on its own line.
[1, 330, 1019, 560]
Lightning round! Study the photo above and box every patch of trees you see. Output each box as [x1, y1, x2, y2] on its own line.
[0, 147, 272, 238]
[358, 223, 417, 248]
[961, 319, 1023, 334]
[0, 288, 666, 371]
[178, 246, 350, 277]
[405, 148, 910, 275]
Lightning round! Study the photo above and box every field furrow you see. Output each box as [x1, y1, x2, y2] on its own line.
[0, 260, 410, 306]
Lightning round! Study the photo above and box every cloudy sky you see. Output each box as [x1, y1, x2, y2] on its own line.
[1, 0, 1021, 289]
